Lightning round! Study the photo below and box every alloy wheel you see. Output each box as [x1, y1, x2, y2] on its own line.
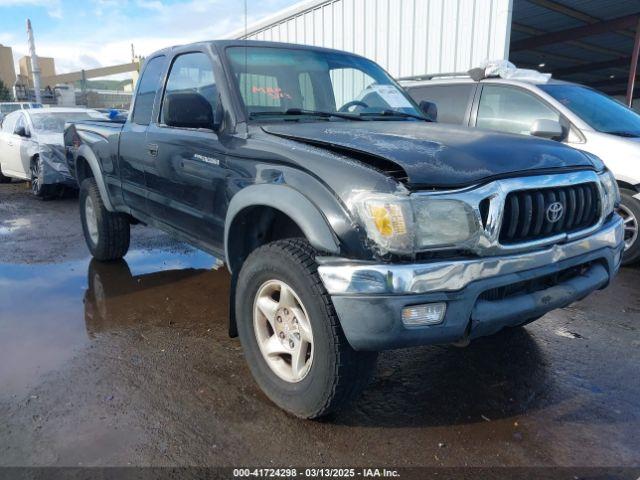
[84, 195, 99, 246]
[617, 204, 638, 251]
[253, 279, 314, 383]
[30, 161, 40, 195]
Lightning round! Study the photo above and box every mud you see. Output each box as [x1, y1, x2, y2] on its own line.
[0, 182, 639, 467]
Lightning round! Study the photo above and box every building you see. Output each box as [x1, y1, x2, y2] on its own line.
[230, 0, 640, 108]
[18, 55, 56, 88]
[0, 44, 16, 91]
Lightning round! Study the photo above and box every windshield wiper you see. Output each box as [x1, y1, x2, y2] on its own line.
[250, 108, 364, 121]
[358, 109, 432, 122]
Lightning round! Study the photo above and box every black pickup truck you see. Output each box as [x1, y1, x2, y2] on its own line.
[65, 40, 624, 419]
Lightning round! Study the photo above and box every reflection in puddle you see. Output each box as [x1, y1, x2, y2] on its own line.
[0, 249, 228, 399]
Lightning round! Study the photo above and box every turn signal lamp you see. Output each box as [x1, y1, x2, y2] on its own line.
[402, 303, 447, 326]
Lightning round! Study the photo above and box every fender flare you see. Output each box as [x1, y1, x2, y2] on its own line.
[224, 184, 340, 272]
[75, 144, 115, 212]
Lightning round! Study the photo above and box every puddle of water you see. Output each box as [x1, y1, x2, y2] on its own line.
[0, 248, 228, 400]
[0, 218, 32, 235]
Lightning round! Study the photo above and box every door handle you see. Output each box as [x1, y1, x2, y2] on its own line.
[147, 143, 158, 157]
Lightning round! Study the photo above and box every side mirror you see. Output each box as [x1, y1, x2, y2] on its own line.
[15, 126, 29, 138]
[164, 92, 215, 130]
[419, 100, 438, 122]
[530, 119, 563, 140]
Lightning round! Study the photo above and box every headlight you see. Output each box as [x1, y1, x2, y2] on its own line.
[599, 170, 620, 216]
[353, 194, 479, 254]
[354, 194, 414, 254]
[413, 198, 478, 248]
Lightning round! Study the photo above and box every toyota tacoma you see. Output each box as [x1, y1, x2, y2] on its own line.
[65, 40, 624, 419]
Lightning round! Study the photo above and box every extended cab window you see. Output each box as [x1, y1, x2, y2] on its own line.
[407, 84, 474, 124]
[476, 85, 560, 136]
[161, 52, 218, 124]
[132, 56, 165, 125]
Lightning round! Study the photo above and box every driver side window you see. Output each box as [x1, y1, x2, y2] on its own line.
[476, 85, 560, 136]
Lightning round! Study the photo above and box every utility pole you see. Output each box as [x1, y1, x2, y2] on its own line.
[26, 19, 42, 104]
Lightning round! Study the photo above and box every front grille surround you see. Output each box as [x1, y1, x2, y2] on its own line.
[411, 170, 607, 256]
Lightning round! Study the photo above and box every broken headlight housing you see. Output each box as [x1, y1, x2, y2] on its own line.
[354, 193, 479, 255]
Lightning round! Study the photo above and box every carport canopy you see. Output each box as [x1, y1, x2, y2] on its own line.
[509, 0, 640, 106]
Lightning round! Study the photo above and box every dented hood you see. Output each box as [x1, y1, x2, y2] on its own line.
[262, 122, 596, 188]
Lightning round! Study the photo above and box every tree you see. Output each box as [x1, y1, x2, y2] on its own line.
[0, 79, 12, 101]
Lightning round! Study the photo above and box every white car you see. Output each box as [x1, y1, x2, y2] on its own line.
[403, 75, 640, 265]
[0, 102, 43, 123]
[0, 107, 104, 198]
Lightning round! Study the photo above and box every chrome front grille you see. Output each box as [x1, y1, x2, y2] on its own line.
[411, 170, 607, 256]
[499, 183, 601, 244]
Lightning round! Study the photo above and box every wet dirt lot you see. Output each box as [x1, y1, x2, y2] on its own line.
[1, 181, 639, 469]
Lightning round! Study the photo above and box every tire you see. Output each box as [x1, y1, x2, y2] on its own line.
[236, 238, 377, 419]
[30, 156, 53, 198]
[0, 163, 11, 183]
[79, 177, 130, 261]
[617, 189, 640, 266]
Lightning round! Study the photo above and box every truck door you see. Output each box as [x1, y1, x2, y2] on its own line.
[118, 55, 166, 215]
[145, 51, 227, 250]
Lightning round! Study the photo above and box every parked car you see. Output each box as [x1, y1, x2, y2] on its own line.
[0, 107, 104, 197]
[403, 73, 640, 264]
[65, 40, 624, 419]
[0, 102, 43, 123]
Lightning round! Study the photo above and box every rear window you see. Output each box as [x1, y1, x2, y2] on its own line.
[406, 84, 475, 124]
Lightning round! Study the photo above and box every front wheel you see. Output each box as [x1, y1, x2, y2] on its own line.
[79, 177, 130, 261]
[236, 239, 377, 419]
[30, 156, 52, 198]
[617, 189, 640, 266]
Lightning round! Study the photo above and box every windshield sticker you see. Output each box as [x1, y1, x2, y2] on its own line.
[251, 86, 293, 100]
[363, 85, 413, 109]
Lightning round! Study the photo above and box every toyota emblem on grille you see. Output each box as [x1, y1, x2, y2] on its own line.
[546, 202, 564, 223]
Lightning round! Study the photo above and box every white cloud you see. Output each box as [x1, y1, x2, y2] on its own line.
[0, 0, 63, 18]
[4, 0, 301, 79]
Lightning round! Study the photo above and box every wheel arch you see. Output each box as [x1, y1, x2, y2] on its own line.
[224, 184, 340, 275]
[74, 144, 115, 211]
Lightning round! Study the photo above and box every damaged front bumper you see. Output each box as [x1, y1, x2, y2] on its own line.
[317, 215, 624, 351]
[38, 145, 76, 187]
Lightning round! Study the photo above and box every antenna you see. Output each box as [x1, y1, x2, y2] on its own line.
[26, 19, 42, 103]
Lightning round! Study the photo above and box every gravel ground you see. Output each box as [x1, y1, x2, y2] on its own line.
[0, 182, 639, 473]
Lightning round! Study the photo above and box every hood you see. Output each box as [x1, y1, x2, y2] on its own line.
[34, 131, 65, 147]
[262, 122, 596, 188]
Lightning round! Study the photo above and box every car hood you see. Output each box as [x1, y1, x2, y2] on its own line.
[34, 131, 65, 147]
[262, 122, 596, 188]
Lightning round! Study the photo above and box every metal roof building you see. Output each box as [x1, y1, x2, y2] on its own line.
[230, 0, 640, 108]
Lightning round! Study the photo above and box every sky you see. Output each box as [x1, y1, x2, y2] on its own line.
[0, 0, 302, 77]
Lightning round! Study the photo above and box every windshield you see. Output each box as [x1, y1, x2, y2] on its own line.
[226, 46, 423, 120]
[540, 84, 640, 137]
[0, 104, 21, 114]
[30, 112, 101, 133]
